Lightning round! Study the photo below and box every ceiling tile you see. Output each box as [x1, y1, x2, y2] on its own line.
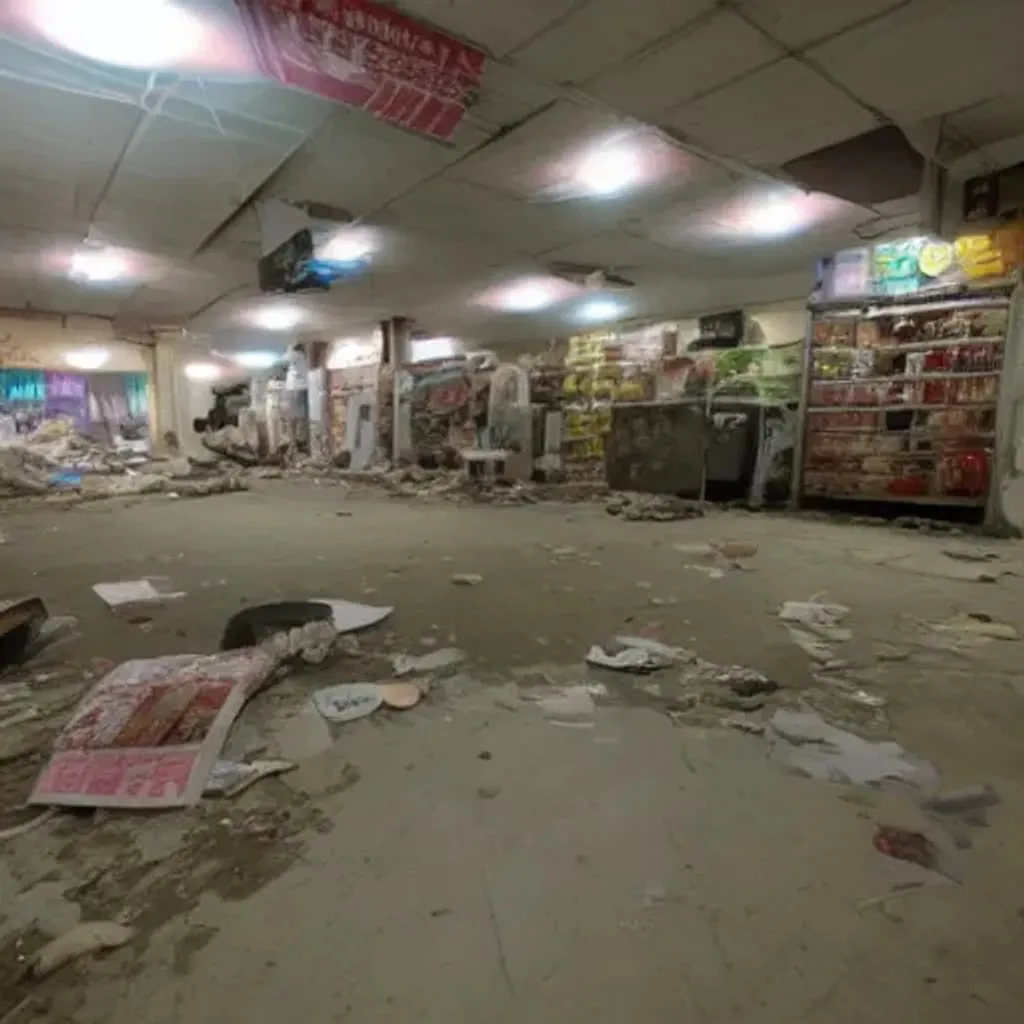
[584, 9, 783, 118]
[946, 95, 1024, 148]
[394, 0, 579, 57]
[736, 0, 909, 49]
[510, 0, 717, 86]
[808, 0, 1021, 123]
[663, 59, 877, 166]
[378, 178, 606, 256]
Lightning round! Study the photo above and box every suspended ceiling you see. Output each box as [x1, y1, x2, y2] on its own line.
[0, 0, 1022, 348]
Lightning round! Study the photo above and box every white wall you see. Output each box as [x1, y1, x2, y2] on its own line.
[0, 314, 149, 371]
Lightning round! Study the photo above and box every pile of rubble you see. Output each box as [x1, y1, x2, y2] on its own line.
[606, 493, 706, 522]
[0, 420, 247, 502]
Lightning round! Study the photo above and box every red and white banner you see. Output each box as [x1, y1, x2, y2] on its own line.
[236, 0, 486, 142]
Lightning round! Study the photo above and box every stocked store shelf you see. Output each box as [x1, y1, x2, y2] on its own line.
[801, 299, 1008, 506]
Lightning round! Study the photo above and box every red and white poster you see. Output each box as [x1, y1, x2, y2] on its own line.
[236, 0, 486, 142]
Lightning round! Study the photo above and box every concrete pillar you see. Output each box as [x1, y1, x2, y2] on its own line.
[150, 333, 212, 457]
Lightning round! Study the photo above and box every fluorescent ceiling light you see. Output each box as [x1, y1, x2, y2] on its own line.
[64, 347, 110, 370]
[745, 200, 803, 237]
[575, 147, 640, 197]
[319, 231, 373, 263]
[33, 0, 204, 69]
[184, 362, 221, 382]
[577, 298, 623, 323]
[250, 306, 304, 331]
[69, 248, 127, 282]
[232, 351, 280, 369]
[503, 281, 558, 312]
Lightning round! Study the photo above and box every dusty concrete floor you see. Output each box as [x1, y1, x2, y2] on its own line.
[3, 482, 1024, 1022]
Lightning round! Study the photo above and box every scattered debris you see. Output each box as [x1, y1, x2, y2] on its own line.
[778, 601, 852, 641]
[477, 785, 501, 799]
[926, 611, 1019, 642]
[767, 709, 938, 791]
[873, 825, 937, 871]
[93, 578, 186, 610]
[686, 564, 725, 580]
[606, 493, 704, 522]
[378, 682, 423, 710]
[312, 683, 383, 724]
[260, 619, 338, 665]
[857, 881, 930, 914]
[923, 784, 1000, 822]
[203, 759, 296, 797]
[585, 636, 684, 673]
[535, 685, 597, 728]
[312, 599, 393, 634]
[0, 597, 50, 673]
[393, 648, 466, 676]
[30, 647, 277, 810]
[721, 716, 766, 736]
[32, 921, 137, 978]
[450, 573, 484, 586]
[710, 540, 759, 561]
[649, 596, 678, 607]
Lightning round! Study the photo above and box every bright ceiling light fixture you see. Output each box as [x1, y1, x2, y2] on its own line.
[575, 146, 641, 197]
[69, 247, 128, 283]
[231, 351, 281, 369]
[184, 362, 221, 382]
[64, 347, 111, 370]
[503, 280, 559, 312]
[33, 0, 204, 69]
[744, 199, 804, 238]
[249, 306, 304, 331]
[318, 231, 373, 264]
[577, 298, 624, 323]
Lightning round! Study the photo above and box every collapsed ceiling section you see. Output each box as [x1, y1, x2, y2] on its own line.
[0, 0, 1021, 345]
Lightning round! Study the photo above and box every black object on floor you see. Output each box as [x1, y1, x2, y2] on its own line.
[220, 601, 334, 651]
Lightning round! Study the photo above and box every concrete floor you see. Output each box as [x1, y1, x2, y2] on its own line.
[3, 482, 1024, 1023]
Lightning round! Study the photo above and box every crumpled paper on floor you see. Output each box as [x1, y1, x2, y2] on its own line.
[767, 708, 938, 792]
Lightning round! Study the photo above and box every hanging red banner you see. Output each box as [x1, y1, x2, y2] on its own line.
[235, 0, 486, 142]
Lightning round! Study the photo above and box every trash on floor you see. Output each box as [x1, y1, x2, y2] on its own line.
[586, 637, 680, 673]
[685, 564, 725, 579]
[0, 596, 50, 673]
[393, 648, 466, 676]
[767, 708, 938, 791]
[606, 493, 704, 522]
[922, 784, 1001, 848]
[311, 599, 394, 633]
[377, 681, 423, 709]
[450, 573, 484, 586]
[32, 921, 138, 978]
[534, 685, 597, 728]
[203, 759, 296, 797]
[873, 825, 937, 871]
[260, 619, 338, 665]
[926, 611, 1019, 642]
[312, 683, 383, 723]
[92, 578, 186, 610]
[29, 647, 276, 810]
[778, 601, 852, 641]
[221, 601, 335, 651]
[710, 540, 759, 561]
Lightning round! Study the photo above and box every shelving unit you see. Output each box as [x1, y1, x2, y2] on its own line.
[801, 294, 1009, 506]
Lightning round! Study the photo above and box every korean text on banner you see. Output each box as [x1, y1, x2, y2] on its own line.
[236, 0, 486, 142]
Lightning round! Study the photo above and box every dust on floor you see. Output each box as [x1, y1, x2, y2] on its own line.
[2, 481, 1024, 1023]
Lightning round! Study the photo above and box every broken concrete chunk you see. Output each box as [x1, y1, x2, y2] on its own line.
[450, 573, 484, 586]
